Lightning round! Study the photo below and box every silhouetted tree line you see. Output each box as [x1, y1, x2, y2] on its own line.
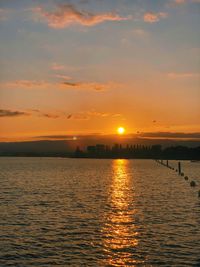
[74, 144, 200, 160]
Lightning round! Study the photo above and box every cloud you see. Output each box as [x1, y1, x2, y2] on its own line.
[41, 113, 60, 119]
[87, 111, 110, 117]
[139, 132, 200, 139]
[54, 74, 71, 80]
[65, 111, 121, 120]
[30, 109, 60, 119]
[1, 109, 120, 120]
[60, 81, 118, 91]
[173, 0, 200, 4]
[34, 3, 129, 28]
[2, 79, 120, 92]
[70, 113, 90, 120]
[34, 135, 78, 140]
[143, 12, 168, 23]
[174, 0, 186, 3]
[1, 105, 123, 125]
[0, 109, 29, 117]
[167, 72, 200, 79]
[30, 132, 200, 142]
[4, 80, 51, 88]
[62, 81, 79, 87]
[51, 63, 65, 70]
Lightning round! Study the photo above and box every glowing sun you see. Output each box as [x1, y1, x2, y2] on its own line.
[117, 127, 125, 135]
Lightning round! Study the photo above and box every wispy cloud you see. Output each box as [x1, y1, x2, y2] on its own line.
[54, 74, 71, 80]
[4, 80, 51, 88]
[2, 79, 118, 91]
[173, 0, 200, 4]
[51, 63, 65, 70]
[31, 132, 200, 141]
[139, 132, 200, 139]
[167, 72, 200, 79]
[66, 111, 122, 120]
[60, 81, 116, 91]
[33, 3, 129, 28]
[143, 12, 168, 23]
[0, 109, 60, 119]
[30, 110, 60, 119]
[0, 109, 29, 117]
[34, 135, 79, 140]
[0, 108, 121, 121]
[174, 0, 186, 3]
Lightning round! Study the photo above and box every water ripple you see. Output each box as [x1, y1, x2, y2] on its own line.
[0, 158, 200, 266]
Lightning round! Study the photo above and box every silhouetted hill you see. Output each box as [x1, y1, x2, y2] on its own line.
[0, 140, 70, 156]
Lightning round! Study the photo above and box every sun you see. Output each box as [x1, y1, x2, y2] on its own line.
[117, 127, 125, 135]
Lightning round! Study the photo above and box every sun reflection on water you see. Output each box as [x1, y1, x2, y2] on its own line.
[101, 159, 140, 266]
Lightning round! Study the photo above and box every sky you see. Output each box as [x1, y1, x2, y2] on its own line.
[0, 0, 200, 141]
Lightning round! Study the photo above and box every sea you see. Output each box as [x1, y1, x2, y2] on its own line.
[0, 157, 200, 266]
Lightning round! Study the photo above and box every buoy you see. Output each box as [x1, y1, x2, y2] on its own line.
[181, 172, 184, 176]
[184, 176, 188, 180]
[190, 181, 196, 187]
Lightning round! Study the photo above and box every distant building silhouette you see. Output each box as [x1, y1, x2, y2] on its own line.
[73, 144, 200, 160]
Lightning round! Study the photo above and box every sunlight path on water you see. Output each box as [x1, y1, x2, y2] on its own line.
[101, 159, 144, 266]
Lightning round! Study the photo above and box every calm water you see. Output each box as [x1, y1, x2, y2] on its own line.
[0, 158, 200, 266]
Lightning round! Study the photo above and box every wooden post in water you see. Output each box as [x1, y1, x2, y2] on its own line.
[178, 162, 181, 175]
[166, 160, 168, 167]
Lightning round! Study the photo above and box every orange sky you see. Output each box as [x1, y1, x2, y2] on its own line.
[0, 0, 200, 141]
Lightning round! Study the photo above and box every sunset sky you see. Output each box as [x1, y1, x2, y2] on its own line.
[0, 0, 200, 141]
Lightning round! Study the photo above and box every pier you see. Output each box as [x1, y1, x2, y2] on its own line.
[155, 159, 200, 198]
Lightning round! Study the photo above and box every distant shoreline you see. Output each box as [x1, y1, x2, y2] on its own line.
[0, 143, 199, 161]
[0, 155, 199, 161]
